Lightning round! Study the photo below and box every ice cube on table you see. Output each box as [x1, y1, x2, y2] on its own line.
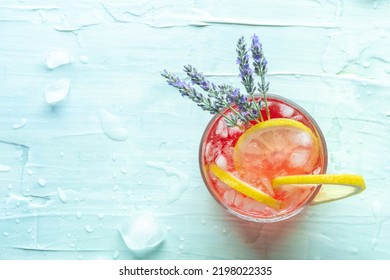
[45, 79, 70, 105]
[98, 109, 129, 141]
[119, 211, 165, 253]
[43, 50, 71, 69]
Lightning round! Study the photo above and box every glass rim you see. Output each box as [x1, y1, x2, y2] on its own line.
[198, 94, 328, 223]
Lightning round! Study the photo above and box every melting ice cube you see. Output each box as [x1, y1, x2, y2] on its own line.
[292, 131, 313, 147]
[215, 154, 227, 169]
[288, 148, 310, 168]
[119, 211, 165, 254]
[98, 109, 129, 141]
[43, 50, 71, 69]
[223, 189, 237, 205]
[45, 79, 70, 105]
[215, 119, 228, 138]
[279, 103, 294, 118]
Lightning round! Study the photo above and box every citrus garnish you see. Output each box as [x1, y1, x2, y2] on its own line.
[272, 174, 366, 205]
[233, 118, 320, 183]
[209, 163, 282, 209]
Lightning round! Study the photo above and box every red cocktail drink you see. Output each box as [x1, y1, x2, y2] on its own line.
[199, 95, 328, 222]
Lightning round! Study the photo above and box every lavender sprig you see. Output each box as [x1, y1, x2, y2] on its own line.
[182, 65, 259, 124]
[161, 69, 238, 127]
[161, 34, 271, 128]
[161, 70, 221, 114]
[236, 37, 262, 122]
[251, 34, 270, 119]
[236, 37, 255, 95]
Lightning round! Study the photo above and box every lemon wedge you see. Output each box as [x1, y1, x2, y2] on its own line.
[272, 174, 366, 205]
[209, 163, 282, 209]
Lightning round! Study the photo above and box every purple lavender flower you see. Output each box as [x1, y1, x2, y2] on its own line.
[236, 37, 255, 96]
[226, 88, 240, 103]
[161, 34, 271, 127]
[251, 34, 268, 77]
[251, 34, 270, 119]
[200, 80, 210, 91]
[252, 34, 261, 47]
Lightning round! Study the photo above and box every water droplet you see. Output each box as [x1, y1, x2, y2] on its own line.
[98, 213, 105, 219]
[12, 118, 27, 129]
[57, 188, 67, 203]
[85, 225, 93, 233]
[112, 153, 117, 161]
[180, 237, 185, 241]
[7, 184, 13, 190]
[27, 169, 33, 175]
[121, 168, 127, 174]
[146, 161, 189, 203]
[37, 9, 47, 23]
[0, 165, 11, 172]
[2, 232, 10, 237]
[178, 244, 184, 250]
[45, 79, 70, 105]
[119, 211, 165, 254]
[350, 247, 359, 255]
[38, 178, 47, 187]
[43, 50, 71, 69]
[201, 219, 206, 225]
[372, 200, 382, 218]
[79, 55, 89, 64]
[76, 211, 82, 219]
[362, 61, 370, 68]
[112, 250, 120, 259]
[98, 109, 129, 141]
[166, 226, 172, 231]
[327, 117, 342, 142]
[371, 236, 378, 249]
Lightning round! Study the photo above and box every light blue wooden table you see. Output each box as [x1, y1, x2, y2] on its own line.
[1, 0, 389, 260]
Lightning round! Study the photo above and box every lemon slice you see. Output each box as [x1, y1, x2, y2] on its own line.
[233, 118, 320, 183]
[209, 163, 282, 209]
[272, 174, 366, 205]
